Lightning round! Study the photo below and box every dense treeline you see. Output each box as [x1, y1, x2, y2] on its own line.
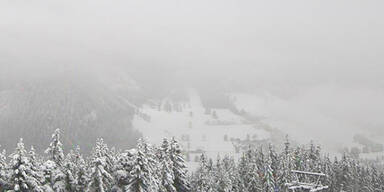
[191, 139, 384, 192]
[0, 129, 384, 192]
[0, 129, 190, 192]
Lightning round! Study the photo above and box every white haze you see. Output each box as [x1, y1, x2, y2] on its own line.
[1, 0, 384, 148]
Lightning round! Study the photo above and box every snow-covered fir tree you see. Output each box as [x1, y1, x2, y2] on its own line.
[44, 128, 68, 192]
[86, 139, 115, 192]
[191, 154, 213, 192]
[264, 144, 277, 191]
[28, 146, 44, 190]
[279, 136, 294, 188]
[222, 156, 239, 192]
[0, 148, 9, 190]
[113, 149, 136, 191]
[45, 129, 65, 167]
[92, 138, 116, 175]
[244, 148, 262, 192]
[262, 158, 276, 192]
[51, 166, 66, 192]
[86, 156, 114, 192]
[61, 153, 77, 191]
[28, 146, 40, 169]
[158, 138, 176, 192]
[68, 146, 89, 192]
[214, 156, 232, 192]
[169, 138, 190, 192]
[128, 139, 158, 192]
[8, 138, 43, 192]
[41, 160, 56, 191]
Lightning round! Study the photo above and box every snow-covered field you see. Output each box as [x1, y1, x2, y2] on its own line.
[133, 89, 270, 168]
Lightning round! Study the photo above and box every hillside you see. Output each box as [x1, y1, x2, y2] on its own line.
[0, 69, 141, 153]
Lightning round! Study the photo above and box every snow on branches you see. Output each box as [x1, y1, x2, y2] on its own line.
[0, 129, 383, 191]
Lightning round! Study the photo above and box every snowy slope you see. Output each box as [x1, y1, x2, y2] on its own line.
[133, 89, 270, 168]
[231, 91, 384, 156]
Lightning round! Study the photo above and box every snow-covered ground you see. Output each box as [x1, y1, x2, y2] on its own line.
[133, 89, 270, 169]
[230, 88, 384, 156]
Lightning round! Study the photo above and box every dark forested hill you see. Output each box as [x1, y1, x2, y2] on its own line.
[0, 68, 141, 153]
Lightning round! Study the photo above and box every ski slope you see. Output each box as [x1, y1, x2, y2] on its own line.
[133, 89, 270, 168]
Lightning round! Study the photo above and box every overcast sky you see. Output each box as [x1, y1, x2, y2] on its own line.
[1, 0, 383, 84]
[1, 0, 384, 148]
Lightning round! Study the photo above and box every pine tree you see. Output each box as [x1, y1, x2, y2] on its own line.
[43, 129, 68, 192]
[0, 148, 9, 190]
[86, 156, 114, 192]
[222, 156, 239, 192]
[237, 152, 249, 192]
[61, 153, 77, 191]
[45, 129, 65, 167]
[28, 146, 40, 169]
[263, 156, 276, 192]
[322, 154, 336, 191]
[86, 139, 114, 192]
[92, 138, 115, 175]
[28, 146, 43, 189]
[52, 167, 66, 192]
[8, 138, 43, 192]
[238, 148, 260, 192]
[127, 139, 158, 192]
[338, 154, 353, 192]
[114, 149, 136, 191]
[192, 154, 212, 192]
[141, 139, 159, 192]
[158, 138, 176, 192]
[293, 146, 304, 171]
[169, 138, 190, 192]
[71, 147, 88, 192]
[267, 144, 279, 191]
[0, 149, 6, 172]
[280, 136, 293, 189]
[214, 156, 232, 192]
[41, 160, 56, 191]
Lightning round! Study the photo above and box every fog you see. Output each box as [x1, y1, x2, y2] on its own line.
[1, 0, 384, 152]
